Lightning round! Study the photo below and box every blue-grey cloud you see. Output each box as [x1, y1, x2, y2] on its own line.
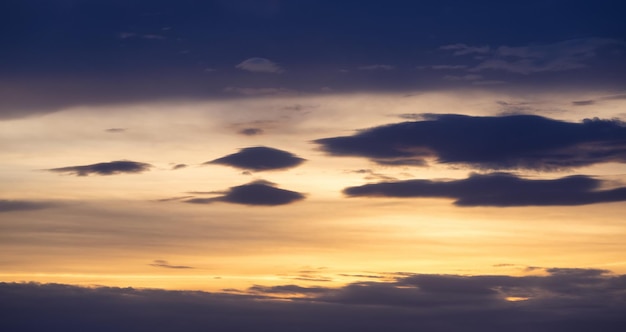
[248, 284, 329, 295]
[207, 146, 305, 171]
[238, 128, 264, 136]
[185, 180, 305, 206]
[315, 114, 626, 170]
[236, 57, 284, 73]
[0, 200, 54, 212]
[105, 128, 127, 133]
[48, 160, 152, 176]
[2, 267, 625, 332]
[149, 260, 193, 269]
[343, 172, 626, 207]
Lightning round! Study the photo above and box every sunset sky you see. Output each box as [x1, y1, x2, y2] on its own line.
[2, 1, 626, 330]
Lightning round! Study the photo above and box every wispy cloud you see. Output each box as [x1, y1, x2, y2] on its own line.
[149, 260, 193, 269]
[236, 57, 284, 73]
[357, 64, 395, 70]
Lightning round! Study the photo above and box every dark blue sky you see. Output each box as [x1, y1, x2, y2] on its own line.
[1, 0, 625, 117]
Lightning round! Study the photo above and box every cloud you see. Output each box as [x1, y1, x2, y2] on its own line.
[119, 32, 166, 40]
[0, 200, 54, 213]
[343, 172, 626, 207]
[441, 38, 624, 75]
[2, 267, 625, 331]
[314, 114, 626, 170]
[48, 160, 152, 176]
[572, 100, 595, 106]
[184, 180, 305, 206]
[248, 284, 329, 295]
[223, 87, 294, 96]
[238, 128, 264, 136]
[171, 164, 187, 170]
[149, 260, 193, 269]
[357, 65, 395, 70]
[206, 146, 305, 171]
[105, 128, 127, 133]
[443, 74, 483, 81]
[235, 57, 284, 73]
[440, 43, 490, 55]
[417, 65, 469, 70]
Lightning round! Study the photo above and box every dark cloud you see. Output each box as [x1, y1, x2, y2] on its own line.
[238, 128, 264, 136]
[248, 284, 329, 295]
[572, 100, 595, 106]
[149, 260, 193, 269]
[0, 200, 53, 212]
[185, 180, 305, 206]
[315, 114, 626, 170]
[2, 267, 625, 332]
[206, 146, 305, 171]
[343, 172, 626, 207]
[172, 164, 187, 170]
[48, 160, 152, 176]
[105, 128, 127, 133]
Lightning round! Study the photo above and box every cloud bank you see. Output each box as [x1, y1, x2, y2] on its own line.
[315, 114, 626, 170]
[343, 173, 626, 207]
[2, 268, 625, 331]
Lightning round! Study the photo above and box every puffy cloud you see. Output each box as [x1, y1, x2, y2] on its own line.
[206, 146, 305, 171]
[343, 172, 626, 207]
[48, 161, 152, 176]
[235, 57, 284, 73]
[185, 180, 305, 206]
[315, 114, 626, 170]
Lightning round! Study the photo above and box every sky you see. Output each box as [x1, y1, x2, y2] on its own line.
[1, 0, 626, 330]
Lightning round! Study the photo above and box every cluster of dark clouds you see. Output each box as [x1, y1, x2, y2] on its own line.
[344, 172, 626, 207]
[315, 114, 626, 207]
[2, 267, 625, 331]
[315, 114, 626, 170]
[48, 160, 152, 176]
[185, 180, 305, 206]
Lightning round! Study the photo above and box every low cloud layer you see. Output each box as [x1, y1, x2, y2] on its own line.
[343, 173, 626, 207]
[2, 267, 624, 331]
[315, 114, 626, 170]
[185, 180, 305, 206]
[48, 161, 152, 176]
[207, 146, 305, 171]
[0, 200, 54, 212]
